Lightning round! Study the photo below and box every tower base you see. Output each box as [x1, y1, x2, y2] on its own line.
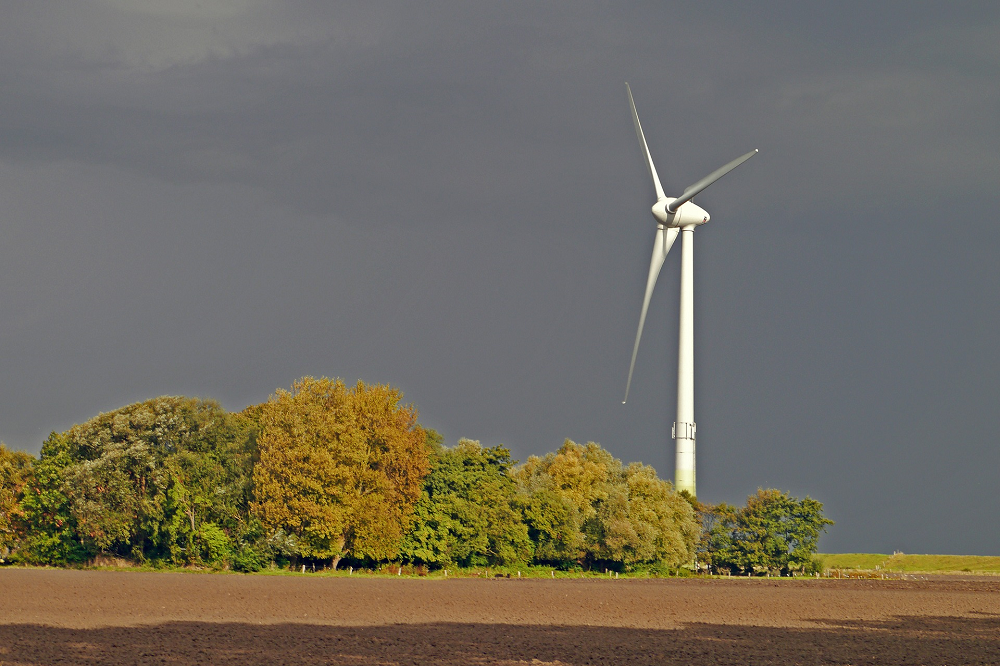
[673, 423, 696, 497]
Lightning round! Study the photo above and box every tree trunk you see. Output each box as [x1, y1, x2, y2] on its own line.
[330, 535, 347, 570]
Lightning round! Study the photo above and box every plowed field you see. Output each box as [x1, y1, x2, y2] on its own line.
[1, 569, 998, 664]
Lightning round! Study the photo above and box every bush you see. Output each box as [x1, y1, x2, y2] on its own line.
[197, 523, 232, 564]
[231, 545, 267, 573]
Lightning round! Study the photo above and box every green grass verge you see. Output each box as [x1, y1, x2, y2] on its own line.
[818, 553, 1000, 574]
[818, 553, 890, 570]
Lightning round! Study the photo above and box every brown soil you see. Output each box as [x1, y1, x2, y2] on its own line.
[1, 569, 998, 665]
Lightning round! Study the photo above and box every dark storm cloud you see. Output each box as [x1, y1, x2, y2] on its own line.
[1, 2, 998, 554]
[4, 4, 995, 221]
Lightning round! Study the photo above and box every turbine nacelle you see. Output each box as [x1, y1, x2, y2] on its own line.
[652, 198, 710, 228]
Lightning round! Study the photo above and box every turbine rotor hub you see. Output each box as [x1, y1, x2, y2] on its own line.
[651, 198, 710, 228]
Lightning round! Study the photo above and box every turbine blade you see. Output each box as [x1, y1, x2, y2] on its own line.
[626, 83, 665, 201]
[624, 225, 679, 403]
[667, 149, 758, 213]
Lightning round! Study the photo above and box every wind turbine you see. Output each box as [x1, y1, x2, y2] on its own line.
[621, 83, 756, 498]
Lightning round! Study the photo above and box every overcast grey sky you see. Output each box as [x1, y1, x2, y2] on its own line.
[2, 2, 998, 555]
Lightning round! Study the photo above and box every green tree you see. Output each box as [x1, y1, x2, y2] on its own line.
[19, 397, 255, 565]
[587, 463, 700, 568]
[515, 472, 582, 565]
[251, 377, 429, 568]
[0, 444, 34, 560]
[701, 488, 833, 575]
[18, 433, 85, 563]
[161, 418, 257, 566]
[401, 439, 531, 567]
[423, 428, 445, 455]
[515, 440, 699, 569]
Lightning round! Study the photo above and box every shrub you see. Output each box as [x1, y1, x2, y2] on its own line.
[231, 545, 267, 573]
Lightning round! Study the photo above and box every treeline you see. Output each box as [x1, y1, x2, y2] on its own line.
[0, 376, 830, 574]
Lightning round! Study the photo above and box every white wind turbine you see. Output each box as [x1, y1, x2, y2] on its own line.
[621, 83, 757, 498]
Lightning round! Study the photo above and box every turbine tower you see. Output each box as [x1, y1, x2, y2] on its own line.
[621, 83, 757, 498]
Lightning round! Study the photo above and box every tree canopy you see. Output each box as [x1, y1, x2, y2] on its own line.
[699, 488, 834, 575]
[251, 377, 429, 567]
[515, 440, 700, 569]
[17, 397, 256, 564]
[0, 444, 33, 558]
[401, 439, 531, 567]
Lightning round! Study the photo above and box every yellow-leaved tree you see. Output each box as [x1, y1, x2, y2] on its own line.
[516, 440, 699, 569]
[250, 377, 429, 568]
[0, 443, 34, 558]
